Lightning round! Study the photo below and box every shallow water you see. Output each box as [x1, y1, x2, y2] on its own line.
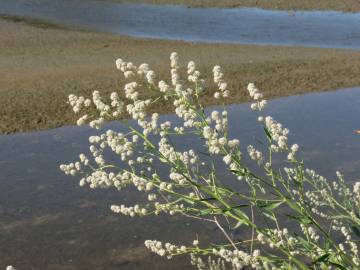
[1, 0, 360, 49]
[1, 87, 360, 268]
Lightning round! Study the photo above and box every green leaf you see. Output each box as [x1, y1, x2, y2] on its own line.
[295, 235, 312, 250]
[351, 226, 360, 238]
[181, 197, 195, 205]
[233, 209, 250, 223]
[199, 197, 217, 202]
[312, 254, 330, 264]
[285, 199, 302, 213]
[262, 211, 276, 222]
[258, 200, 284, 211]
[329, 262, 347, 270]
[233, 204, 249, 209]
[233, 220, 245, 229]
[264, 127, 272, 140]
[286, 214, 313, 225]
[198, 209, 213, 216]
[291, 177, 301, 187]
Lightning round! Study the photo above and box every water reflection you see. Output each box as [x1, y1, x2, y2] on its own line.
[1, 0, 360, 49]
[1, 87, 360, 269]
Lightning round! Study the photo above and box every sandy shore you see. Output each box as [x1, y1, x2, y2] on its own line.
[1, 17, 360, 134]
[97, 0, 360, 12]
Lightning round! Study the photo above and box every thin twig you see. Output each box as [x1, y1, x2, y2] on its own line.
[182, 212, 216, 223]
[250, 205, 255, 253]
[214, 216, 238, 251]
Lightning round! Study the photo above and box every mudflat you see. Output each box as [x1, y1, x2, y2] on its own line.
[2, 18, 360, 133]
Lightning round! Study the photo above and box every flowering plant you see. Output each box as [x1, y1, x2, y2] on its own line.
[61, 52, 360, 270]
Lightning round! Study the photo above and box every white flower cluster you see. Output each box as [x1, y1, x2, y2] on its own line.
[126, 99, 151, 121]
[187, 61, 202, 85]
[92, 91, 110, 114]
[131, 174, 154, 191]
[169, 172, 187, 185]
[190, 254, 226, 270]
[353, 182, 360, 200]
[115, 58, 156, 86]
[287, 143, 299, 160]
[213, 65, 229, 99]
[187, 61, 196, 75]
[93, 130, 137, 161]
[116, 58, 136, 79]
[68, 94, 92, 113]
[202, 110, 239, 157]
[338, 226, 359, 264]
[158, 80, 170, 94]
[210, 110, 228, 131]
[81, 171, 120, 189]
[262, 116, 289, 150]
[247, 145, 263, 164]
[153, 197, 186, 216]
[258, 115, 299, 160]
[76, 114, 88, 126]
[174, 98, 198, 128]
[111, 204, 147, 217]
[247, 83, 267, 111]
[145, 240, 186, 258]
[301, 169, 340, 221]
[68, 89, 125, 129]
[138, 63, 150, 76]
[257, 228, 299, 256]
[124, 82, 139, 101]
[109, 91, 124, 117]
[146, 70, 156, 85]
[116, 57, 156, 85]
[158, 137, 179, 163]
[138, 113, 161, 136]
[202, 126, 223, 155]
[170, 52, 180, 86]
[300, 225, 320, 243]
[59, 159, 83, 176]
[213, 248, 262, 270]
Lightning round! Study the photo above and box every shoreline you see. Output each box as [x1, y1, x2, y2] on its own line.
[2, 18, 360, 134]
[93, 0, 360, 13]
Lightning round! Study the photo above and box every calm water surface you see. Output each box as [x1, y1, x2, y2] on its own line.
[1, 0, 360, 49]
[1, 88, 360, 269]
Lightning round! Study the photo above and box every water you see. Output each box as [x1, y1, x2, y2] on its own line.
[1, 0, 360, 49]
[1, 87, 360, 268]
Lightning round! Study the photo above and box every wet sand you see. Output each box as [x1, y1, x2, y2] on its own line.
[98, 0, 360, 12]
[2, 18, 360, 133]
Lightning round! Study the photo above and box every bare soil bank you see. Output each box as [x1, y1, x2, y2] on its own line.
[1, 18, 360, 134]
[97, 0, 360, 12]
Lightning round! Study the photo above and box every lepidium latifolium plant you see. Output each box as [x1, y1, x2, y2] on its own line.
[60, 52, 360, 270]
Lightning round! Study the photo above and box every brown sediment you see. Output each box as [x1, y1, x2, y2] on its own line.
[94, 0, 360, 12]
[1, 18, 360, 134]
